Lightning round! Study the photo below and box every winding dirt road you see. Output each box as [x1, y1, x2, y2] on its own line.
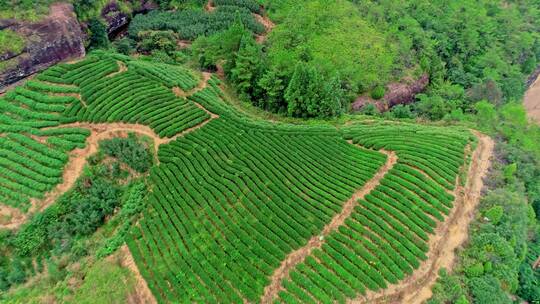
[354, 131, 493, 304]
[0, 72, 215, 230]
[118, 245, 158, 304]
[260, 131, 493, 303]
[261, 150, 397, 303]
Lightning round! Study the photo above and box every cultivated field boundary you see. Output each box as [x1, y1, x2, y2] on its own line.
[262, 150, 398, 303]
[0, 73, 215, 230]
[352, 130, 494, 304]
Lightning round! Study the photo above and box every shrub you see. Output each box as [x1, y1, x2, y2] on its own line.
[114, 38, 136, 55]
[88, 17, 109, 49]
[99, 133, 153, 173]
[370, 86, 386, 100]
[138, 30, 177, 54]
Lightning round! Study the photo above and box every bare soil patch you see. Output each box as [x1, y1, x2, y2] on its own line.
[524, 73, 540, 124]
[107, 60, 128, 78]
[353, 131, 494, 304]
[177, 40, 192, 49]
[253, 10, 275, 43]
[117, 245, 157, 304]
[0, 70, 217, 230]
[205, 0, 215, 12]
[261, 150, 398, 303]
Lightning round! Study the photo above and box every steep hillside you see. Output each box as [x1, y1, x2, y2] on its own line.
[0, 53, 494, 303]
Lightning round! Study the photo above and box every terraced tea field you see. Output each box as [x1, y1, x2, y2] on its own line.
[0, 52, 492, 303]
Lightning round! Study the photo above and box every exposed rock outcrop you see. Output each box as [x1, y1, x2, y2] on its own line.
[352, 73, 430, 112]
[0, 3, 85, 91]
[102, 1, 130, 36]
[102, 1, 158, 37]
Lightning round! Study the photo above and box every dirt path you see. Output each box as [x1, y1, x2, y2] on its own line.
[205, 0, 215, 12]
[524, 72, 540, 124]
[261, 150, 398, 303]
[253, 10, 275, 43]
[0, 119, 217, 230]
[173, 72, 212, 99]
[117, 245, 158, 304]
[0, 73, 216, 230]
[353, 131, 494, 304]
[533, 256, 540, 269]
[107, 60, 128, 78]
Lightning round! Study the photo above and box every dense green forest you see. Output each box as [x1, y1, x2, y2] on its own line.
[122, 0, 540, 120]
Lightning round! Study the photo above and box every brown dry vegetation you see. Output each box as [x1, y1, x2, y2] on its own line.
[524, 73, 540, 124]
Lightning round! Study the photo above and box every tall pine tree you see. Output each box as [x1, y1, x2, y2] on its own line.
[319, 75, 344, 117]
[230, 33, 262, 99]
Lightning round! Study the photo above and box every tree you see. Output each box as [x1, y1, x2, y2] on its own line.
[468, 276, 512, 304]
[517, 262, 540, 302]
[285, 63, 321, 117]
[74, 0, 98, 19]
[319, 75, 344, 117]
[137, 30, 177, 54]
[474, 100, 498, 131]
[88, 18, 109, 50]
[230, 34, 262, 99]
[257, 68, 287, 112]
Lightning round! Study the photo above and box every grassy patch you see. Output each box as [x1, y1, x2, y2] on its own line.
[0, 30, 25, 55]
[71, 258, 136, 304]
[0, 1, 53, 21]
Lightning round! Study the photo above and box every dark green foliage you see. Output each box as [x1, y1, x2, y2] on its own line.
[370, 86, 385, 100]
[229, 34, 262, 99]
[128, 8, 264, 41]
[137, 30, 177, 54]
[388, 104, 415, 119]
[153, 0, 205, 9]
[256, 68, 288, 112]
[99, 133, 153, 173]
[68, 178, 121, 235]
[427, 269, 467, 304]
[517, 262, 540, 303]
[87, 18, 109, 50]
[319, 75, 344, 118]
[468, 276, 512, 304]
[214, 0, 261, 13]
[0, 130, 150, 291]
[191, 20, 247, 70]
[73, 0, 99, 19]
[285, 63, 344, 118]
[13, 166, 122, 256]
[113, 38, 136, 55]
[97, 181, 148, 258]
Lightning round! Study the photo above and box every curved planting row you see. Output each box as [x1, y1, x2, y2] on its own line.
[0, 52, 213, 210]
[55, 53, 210, 138]
[127, 116, 385, 303]
[0, 53, 474, 303]
[271, 124, 470, 303]
[343, 124, 471, 190]
[0, 77, 89, 209]
[127, 83, 472, 303]
[128, 60, 200, 90]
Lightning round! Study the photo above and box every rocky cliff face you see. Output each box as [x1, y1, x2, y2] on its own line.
[102, 0, 157, 37]
[352, 74, 430, 112]
[0, 3, 85, 91]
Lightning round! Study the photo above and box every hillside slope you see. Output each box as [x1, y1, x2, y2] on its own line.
[0, 53, 494, 303]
